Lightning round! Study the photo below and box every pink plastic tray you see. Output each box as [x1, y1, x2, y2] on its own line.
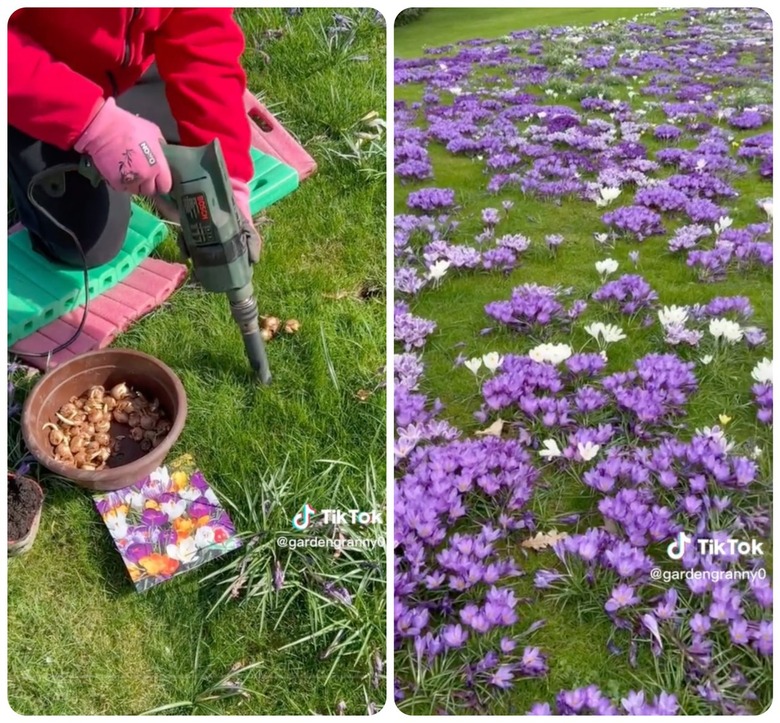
[12, 258, 188, 370]
[244, 91, 317, 181]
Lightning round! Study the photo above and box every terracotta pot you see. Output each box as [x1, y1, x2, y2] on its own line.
[8, 472, 44, 556]
[21, 349, 187, 491]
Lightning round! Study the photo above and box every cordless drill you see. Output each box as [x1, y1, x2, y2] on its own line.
[79, 140, 271, 384]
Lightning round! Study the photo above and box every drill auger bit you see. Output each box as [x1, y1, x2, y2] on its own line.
[81, 141, 273, 384]
[228, 287, 272, 385]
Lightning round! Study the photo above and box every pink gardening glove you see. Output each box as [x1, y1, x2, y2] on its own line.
[74, 97, 172, 196]
[231, 178, 262, 264]
[231, 180, 252, 226]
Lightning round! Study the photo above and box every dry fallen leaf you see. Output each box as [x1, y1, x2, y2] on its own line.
[333, 530, 347, 558]
[322, 283, 382, 301]
[355, 389, 372, 402]
[323, 289, 357, 300]
[359, 283, 383, 300]
[521, 529, 569, 551]
[475, 419, 506, 437]
[229, 572, 247, 599]
[602, 518, 620, 535]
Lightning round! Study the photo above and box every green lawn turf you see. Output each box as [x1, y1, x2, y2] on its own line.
[393, 7, 657, 59]
[7, 8, 386, 716]
[395, 7, 772, 715]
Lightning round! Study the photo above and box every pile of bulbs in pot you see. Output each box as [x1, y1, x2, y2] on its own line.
[44, 383, 171, 471]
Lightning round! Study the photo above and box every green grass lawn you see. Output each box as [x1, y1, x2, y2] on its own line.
[8, 8, 386, 715]
[395, 7, 772, 714]
[394, 7, 657, 59]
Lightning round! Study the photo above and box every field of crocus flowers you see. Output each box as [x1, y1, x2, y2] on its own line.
[394, 7, 772, 715]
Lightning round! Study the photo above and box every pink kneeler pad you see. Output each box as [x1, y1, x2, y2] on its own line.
[244, 91, 317, 181]
[12, 258, 188, 370]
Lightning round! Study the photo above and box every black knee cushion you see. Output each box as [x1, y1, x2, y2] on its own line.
[9, 124, 133, 270]
[27, 178, 132, 270]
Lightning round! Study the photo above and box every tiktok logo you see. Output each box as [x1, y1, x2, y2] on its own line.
[292, 503, 318, 530]
[667, 531, 692, 560]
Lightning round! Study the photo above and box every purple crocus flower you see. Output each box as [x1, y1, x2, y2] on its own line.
[188, 500, 214, 519]
[441, 624, 468, 649]
[142, 509, 169, 527]
[125, 543, 154, 563]
[605, 584, 640, 612]
[489, 665, 514, 689]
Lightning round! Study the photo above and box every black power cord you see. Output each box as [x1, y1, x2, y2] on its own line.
[20, 164, 91, 360]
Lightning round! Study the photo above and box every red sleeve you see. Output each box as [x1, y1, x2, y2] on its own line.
[154, 8, 254, 184]
[8, 23, 105, 148]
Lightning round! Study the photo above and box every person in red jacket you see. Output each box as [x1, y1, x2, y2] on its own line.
[8, 7, 261, 268]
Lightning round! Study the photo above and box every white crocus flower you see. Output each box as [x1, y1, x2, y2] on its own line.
[585, 322, 606, 341]
[539, 439, 563, 459]
[658, 305, 689, 328]
[577, 441, 601, 462]
[758, 197, 773, 221]
[167, 538, 198, 564]
[699, 354, 714, 365]
[595, 258, 619, 279]
[594, 232, 610, 245]
[149, 466, 172, 492]
[600, 324, 627, 344]
[128, 491, 145, 511]
[178, 486, 202, 502]
[694, 425, 734, 454]
[105, 510, 128, 539]
[464, 357, 483, 375]
[585, 321, 625, 346]
[596, 186, 621, 207]
[161, 499, 188, 521]
[714, 216, 733, 235]
[482, 352, 504, 373]
[194, 525, 216, 549]
[427, 259, 451, 284]
[751, 358, 773, 384]
[549, 344, 574, 364]
[529, 343, 572, 365]
[528, 344, 547, 363]
[449, 86, 463, 96]
[709, 318, 743, 344]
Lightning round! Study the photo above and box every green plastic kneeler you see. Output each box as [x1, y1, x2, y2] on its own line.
[7, 148, 298, 347]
